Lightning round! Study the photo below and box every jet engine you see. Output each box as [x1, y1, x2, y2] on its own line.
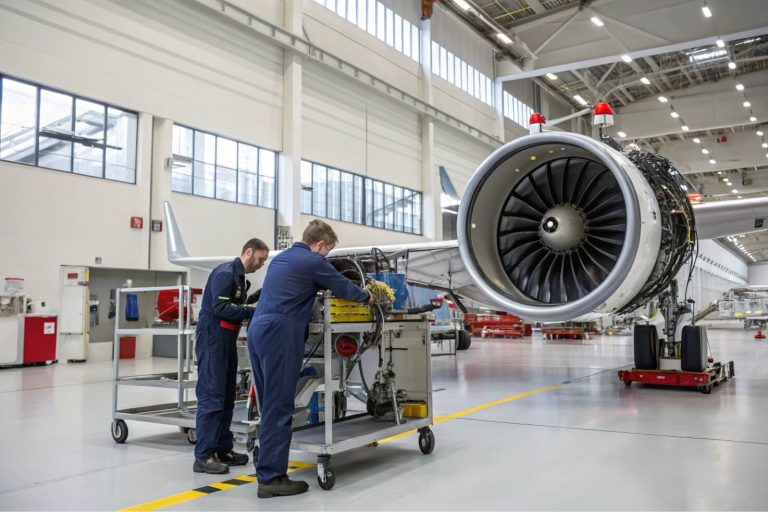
[458, 132, 695, 322]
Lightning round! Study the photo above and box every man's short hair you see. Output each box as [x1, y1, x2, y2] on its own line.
[241, 238, 269, 255]
[302, 219, 339, 246]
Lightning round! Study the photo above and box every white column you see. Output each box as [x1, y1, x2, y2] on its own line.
[493, 78, 505, 143]
[149, 116, 172, 270]
[419, 17, 441, 241]
[277, 0, 304, 248]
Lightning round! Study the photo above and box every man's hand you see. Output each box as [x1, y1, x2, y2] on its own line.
[245, 288, 262, 305]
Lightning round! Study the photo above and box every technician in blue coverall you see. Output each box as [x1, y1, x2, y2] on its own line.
[248, 219, 371, 498]
[193, 239, 269, 475]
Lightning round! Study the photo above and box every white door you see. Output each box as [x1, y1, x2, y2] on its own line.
[59, 266, 89, 362]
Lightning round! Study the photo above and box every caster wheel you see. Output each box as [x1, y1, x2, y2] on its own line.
[334, 392, 347, 419]
[699, 385, 712, 394]
[624, 381, 632, 387]
[246, 437, 255, 452]
[186, 428, 197, 444]
[179, 426, 189, 434]
[252, 445, 259, 469]
[418, 427, 435, 455]
[111, 419, 128, 444]
[318, 468, 335, 490]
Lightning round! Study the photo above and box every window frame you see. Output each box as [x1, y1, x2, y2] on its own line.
[0, 73, 138, 184]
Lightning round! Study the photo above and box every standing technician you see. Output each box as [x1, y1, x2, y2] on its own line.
[248, 220, 371, 498]
[193, 239, 269, 475]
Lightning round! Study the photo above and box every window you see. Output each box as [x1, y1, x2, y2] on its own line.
[0, 75, 137, 183]
[503, 91, 534, 129]
[171, 124, 277, 208]
[301, 160, 421, 234]
[394, 14, 403, 53]
[411, 25, 420, 62]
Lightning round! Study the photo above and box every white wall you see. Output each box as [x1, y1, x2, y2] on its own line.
[749, 263, 768, 286]
[679, 239, 748, 308]
[434, 123, 492, 195]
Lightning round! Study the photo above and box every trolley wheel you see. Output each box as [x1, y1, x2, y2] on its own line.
[418, 427, 435, 455]
[186, 428, 197, 444]
[699, 384, 712, 394]
[179, 426, 189, 434]
[318, 468, 335, 490]
[111, 419, 128, 444]
[246, 437, 255, 452]
[623, 380, 632, 387]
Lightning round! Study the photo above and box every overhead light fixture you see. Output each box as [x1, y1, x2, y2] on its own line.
[497, 33, 513, 44]
[736, 83, 745, 91]
[751, 116, 758, 122]
[762, 142, 768, 148]
[702, 148, 709, 154]
[640, 77, 651, 85]
[710, 159, 717, 164]
[573, 94, 588, 106]
[590, 16, 605, 27]
[716, 39, 725, 48]
[739, 195, 743, 199]
[621, 54, 632, 63]
[717, 170, 723, 174]
[702, 5, 712, 17]
[757, 130, 764, 136]
[617, 131, 627, 137]
[682, 125, 689, 131]
[454, 0, 472, 10]
[670, 111, 680, 118]
[729, 61, 737, 69]
[693, 137, 701, 143]
[732, 189, 739, 193]
[658, 96, 668, 103]
[546, 72, 558, 80]
[744, 100, 752, 108]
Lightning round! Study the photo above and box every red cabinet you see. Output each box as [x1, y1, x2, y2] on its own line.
[23, 316, 57, 364]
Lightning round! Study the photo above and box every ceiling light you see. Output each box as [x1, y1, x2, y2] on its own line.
[732, 189, 739, 193]
[751, 116, 758, 122]
[590, 16, 604, 27]
[682, 125, 689, 131]
[621, 54, 632, 63]
[671, 111, 680, 118]
[763, 143, 768, 148]
[729, 61, 737, 69]
[640, 77, 651, 85]
[717, 171, 723, 174]
[573, 94, 588, 106]
[693, 137, 701, 143]
[702, 148, 709, 154]
[736, 83, 745, 91]
[454, 0, 471, 10]
[658, 96, 668, 103]
[497, 33, 512, 44]
[739, 195, 743, 199]
[681, 184, 688, 191]
[702, 5, 712, 17]
[757, 130, 764, 136]
[546, 73, 558, 80]
[744, 100, 752, 108]
[617, 131, 627, 137]
[710, 159, 717, 164]
[716, 39, 725, 48]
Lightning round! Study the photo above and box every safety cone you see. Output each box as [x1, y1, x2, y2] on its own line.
[755, 330, 766, 339]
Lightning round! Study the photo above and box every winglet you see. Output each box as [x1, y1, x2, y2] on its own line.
[163, 201, 190, 262]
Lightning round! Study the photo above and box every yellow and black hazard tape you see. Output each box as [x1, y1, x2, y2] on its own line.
[120, 383, 563, 511]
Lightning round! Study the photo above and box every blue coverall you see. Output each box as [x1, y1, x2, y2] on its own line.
[247, 242, 369, 483]
[195, 258, 253, 461]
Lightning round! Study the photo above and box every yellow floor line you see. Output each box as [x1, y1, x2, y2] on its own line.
[117, 383, 561, 511]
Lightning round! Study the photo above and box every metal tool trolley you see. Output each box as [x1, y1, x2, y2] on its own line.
[109, 286, 257, 445]
[252, 296, 435, 490]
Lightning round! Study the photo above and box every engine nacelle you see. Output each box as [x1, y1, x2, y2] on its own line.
[458, 132, 692, 322]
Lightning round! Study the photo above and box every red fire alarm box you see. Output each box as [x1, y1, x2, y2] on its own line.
[130, 216, 144, 229]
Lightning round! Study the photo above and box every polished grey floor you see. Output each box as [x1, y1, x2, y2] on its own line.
[1, 328, 767, 510]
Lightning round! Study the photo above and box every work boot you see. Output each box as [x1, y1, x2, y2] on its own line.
[217, 450, 249, 466]
[257, 476, 309, 498]
[193, 455, 229, 474]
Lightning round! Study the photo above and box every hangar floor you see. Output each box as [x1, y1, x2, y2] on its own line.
[1, 328, 767, 510]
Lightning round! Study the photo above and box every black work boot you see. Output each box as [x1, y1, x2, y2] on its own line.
[193, 455, 229, 474]
[217, 450, 249, 466]
[257, 476, 309, 498]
